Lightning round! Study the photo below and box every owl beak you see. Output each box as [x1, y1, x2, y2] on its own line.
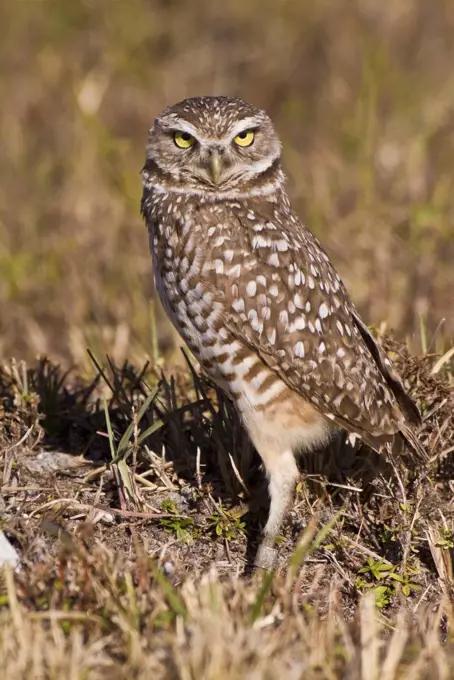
[209, 150, 223, 184]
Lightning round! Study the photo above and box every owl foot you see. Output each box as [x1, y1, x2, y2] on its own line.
[254, 544, 278, 571]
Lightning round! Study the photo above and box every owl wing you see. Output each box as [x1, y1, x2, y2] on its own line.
[218, 204, 426, 460]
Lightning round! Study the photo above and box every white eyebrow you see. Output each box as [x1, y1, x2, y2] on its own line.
[159, 118, 200, 137]
[228, 117, 260, 138]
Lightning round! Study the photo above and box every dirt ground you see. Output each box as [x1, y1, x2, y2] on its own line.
[1, 337, 453, 679]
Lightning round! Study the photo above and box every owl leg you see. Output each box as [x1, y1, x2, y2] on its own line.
[254, 448, 299, 570]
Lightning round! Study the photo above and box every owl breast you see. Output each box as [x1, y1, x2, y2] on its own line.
[149, 227, 214, 363]
[148, 204, 236, 383]
[148, 200, 272, 387]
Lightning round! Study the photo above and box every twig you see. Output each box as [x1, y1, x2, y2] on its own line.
[228, 453, 249, 496]
[3, 421, 38, 454]
[28, 497, 188, 520]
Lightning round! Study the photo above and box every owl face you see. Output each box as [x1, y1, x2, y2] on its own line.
[145, 96, 282, 193]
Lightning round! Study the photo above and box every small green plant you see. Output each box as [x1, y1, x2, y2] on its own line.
[378, 513, 422, 556]
[436, 527, 454, 550]
[160, 499, 199, 543]
[356, 557, 421, 608]
[207, 502, 246, 541]
[379, 524, 398, 545]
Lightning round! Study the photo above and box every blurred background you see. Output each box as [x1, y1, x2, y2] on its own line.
[0, 0, 453, 369]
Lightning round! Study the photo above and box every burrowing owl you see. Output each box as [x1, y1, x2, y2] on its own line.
[141, 96, 425, 570]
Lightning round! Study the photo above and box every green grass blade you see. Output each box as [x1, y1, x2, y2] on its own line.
[117, 459, 135, 498]
[103, 397, 117, 461]
[249, 569, 276, 624]
[137, 419, 164, 445]
[114, 388, 162, 459]
[287, 510, 343, 583]
[152, 564, 187, 621]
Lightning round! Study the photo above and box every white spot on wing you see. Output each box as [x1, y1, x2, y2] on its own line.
[294, 341, 305, 358]
[214, 259, 224, 274]
[252, 234, 271, 249]
[250, 316, 263, 333]
[232, 298, 245, 313]
[246, 280, 257, 297]
[276, 239, 289, 252]
[279, 310, 289, 328]
[267, 327, 276, 345]
[310, 264, 319, 277]
[294, 293, 304, 309]
[319, 303, 329, 319]
[228, 264, 241, 278]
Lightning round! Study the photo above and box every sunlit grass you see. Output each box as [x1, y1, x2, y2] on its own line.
[0, 0, 453, 365]
[0, 343, 453, 677]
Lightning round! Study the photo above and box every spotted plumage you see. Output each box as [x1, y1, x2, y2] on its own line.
[141, 96, 425, 569]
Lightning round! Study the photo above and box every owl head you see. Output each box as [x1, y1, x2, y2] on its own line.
[144, 96, 282, 194]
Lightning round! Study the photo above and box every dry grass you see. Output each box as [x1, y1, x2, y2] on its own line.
[1, 554, 454, 680]
[0, 339, 453, 678]
[1, 0, 454, 365]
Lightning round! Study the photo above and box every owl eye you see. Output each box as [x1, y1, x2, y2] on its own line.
[174, 131, 195, 149]
[233, 129, 255, 147]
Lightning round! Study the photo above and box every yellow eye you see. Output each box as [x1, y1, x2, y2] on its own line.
[234, 129, 255, 147]
[174, 131, 195, 149]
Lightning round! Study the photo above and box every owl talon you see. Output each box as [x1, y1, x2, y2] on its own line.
[254, 545, 278, 571]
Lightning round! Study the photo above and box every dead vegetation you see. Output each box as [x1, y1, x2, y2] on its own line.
[0, 338, 453, 678]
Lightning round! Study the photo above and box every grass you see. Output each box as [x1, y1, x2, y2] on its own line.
[1, 0, 454, 364]
[0, 338, 453, 677]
